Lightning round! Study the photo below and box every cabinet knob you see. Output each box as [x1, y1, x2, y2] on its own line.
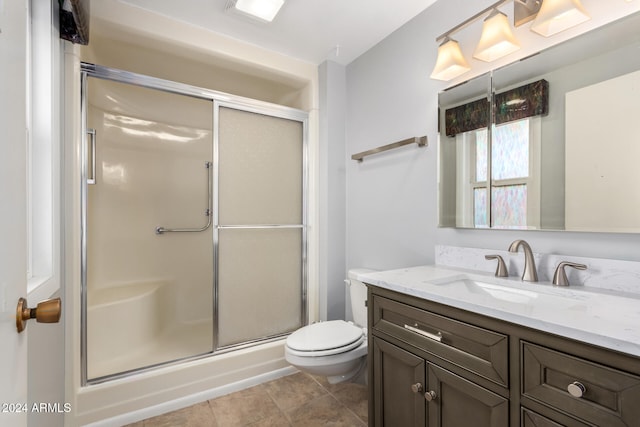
[567, 381, 586, 398]
[424, 390, 437, 402]
[410, 382, 423, 393]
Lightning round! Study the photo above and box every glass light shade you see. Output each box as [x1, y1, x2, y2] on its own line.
[234, 0, 285, 22]
[530, 0, 591, 37]
[430, 38, 471, 81]
[473, 10, 520, 62]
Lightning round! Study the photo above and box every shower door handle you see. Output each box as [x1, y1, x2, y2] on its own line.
[87, 128, 96, 185]
[155, 161, 213, 235]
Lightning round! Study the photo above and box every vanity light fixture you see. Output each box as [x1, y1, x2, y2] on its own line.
[227, 0, 285, 23]
[430, 0, 591, 81]
[430, 37, 471, 81]
[473, 9, 521, 62]
[530, 0, 591, 36]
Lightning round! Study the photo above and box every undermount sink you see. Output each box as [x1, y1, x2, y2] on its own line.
[430, 275, 539, 304]
[426, 273, 638, 327]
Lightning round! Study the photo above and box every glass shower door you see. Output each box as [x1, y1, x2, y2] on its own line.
[84, 76, 214, 381]
[215, 104, 307, 349]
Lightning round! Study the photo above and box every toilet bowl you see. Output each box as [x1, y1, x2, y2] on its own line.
[285, 269, 374, 384]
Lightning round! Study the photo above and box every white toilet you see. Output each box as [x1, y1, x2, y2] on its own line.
[285, 269, 374, 384]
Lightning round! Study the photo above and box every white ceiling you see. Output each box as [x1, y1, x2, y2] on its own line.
[115, 0, 439, 66]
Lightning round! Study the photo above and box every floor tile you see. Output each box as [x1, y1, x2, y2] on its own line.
[263, 372, 327, 412]
[143, 401, 217, 427]
[330, 383, 368, 423]
[287, 394, 366, 427]
[128, 371, 369, 427]
[209, 384, 282, 427]
[245, 411, 292, 426]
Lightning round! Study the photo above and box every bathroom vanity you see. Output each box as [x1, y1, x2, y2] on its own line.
[361, 266, 640, 427]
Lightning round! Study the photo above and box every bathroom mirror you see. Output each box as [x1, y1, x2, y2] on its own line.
[438, 11, 640, 233]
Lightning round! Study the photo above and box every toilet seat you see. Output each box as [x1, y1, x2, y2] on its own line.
[286, 320, 365, 357]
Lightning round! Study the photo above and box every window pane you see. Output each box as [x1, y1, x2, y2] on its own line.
[492, 120, 529, 180]
[474, 188, 488, 227]
[492, 184, 527, 228]
[475, 130, 488, 182]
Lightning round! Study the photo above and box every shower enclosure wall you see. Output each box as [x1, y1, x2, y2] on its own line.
[81, 63, 308, 383]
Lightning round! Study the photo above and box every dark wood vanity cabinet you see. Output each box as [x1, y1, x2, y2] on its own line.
[371, 335, 508, 427]
[367, 286, 640, 427]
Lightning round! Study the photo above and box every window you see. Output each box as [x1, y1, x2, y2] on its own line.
[457, 118, 540, 229]
[26, 0, 62, 300]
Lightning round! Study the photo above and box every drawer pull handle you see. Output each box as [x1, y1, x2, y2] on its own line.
[567, 381, 586, 398]
[404, 324, 443, 342]
[424, 390, 437, 402]
[411, 382, 423, 393]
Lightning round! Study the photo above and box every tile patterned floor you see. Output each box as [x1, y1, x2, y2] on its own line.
[126, 372, 368, 426]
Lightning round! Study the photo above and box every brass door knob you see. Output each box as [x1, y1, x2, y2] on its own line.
[16, 297, 61, 333]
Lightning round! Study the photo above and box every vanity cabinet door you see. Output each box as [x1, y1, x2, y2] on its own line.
[426, 364, 508, 427]
[372, 336, 426, 427]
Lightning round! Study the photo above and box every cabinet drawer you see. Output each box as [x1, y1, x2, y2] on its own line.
[521, 408, 563, 427]
[521, 408, 590, 427]
[522, 342, 640, 427]
[372, 294, 509, 387]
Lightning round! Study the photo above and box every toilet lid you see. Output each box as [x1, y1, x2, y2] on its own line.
[286, 320, 365, 356]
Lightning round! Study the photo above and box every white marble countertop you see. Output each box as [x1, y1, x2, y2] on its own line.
[357, 265, 640, 358]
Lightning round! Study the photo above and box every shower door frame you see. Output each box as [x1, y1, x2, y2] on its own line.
[212, 100, 309, 352]
[80, 62, 309, 385]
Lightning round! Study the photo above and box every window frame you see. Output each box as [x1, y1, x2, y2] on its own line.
[26, 0, 62, 301]
[456, 117, 541, 229]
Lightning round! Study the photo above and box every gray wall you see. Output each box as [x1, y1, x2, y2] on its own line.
[319, 61, 347, 320]
[342, 0, 640, 285]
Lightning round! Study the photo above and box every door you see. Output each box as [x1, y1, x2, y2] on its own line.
[426, 364, 508, 427]
[0, 0, 28, 425]
[83, 75, 215, 381]
[372, 337, 426, 427]
[215, 103, 306, 349]
[80, 64, 309, 381]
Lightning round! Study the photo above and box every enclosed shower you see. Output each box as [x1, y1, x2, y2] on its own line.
[81, 63, 308, 383]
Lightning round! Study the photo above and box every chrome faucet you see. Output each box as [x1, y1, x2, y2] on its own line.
[508, 240, 538, 282]
[552, 261, 587, 286]
[485, 255, 508, 277]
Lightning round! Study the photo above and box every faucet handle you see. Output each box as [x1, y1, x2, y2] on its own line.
[485, 255, 508, 277]
[552, 262, 587, 286]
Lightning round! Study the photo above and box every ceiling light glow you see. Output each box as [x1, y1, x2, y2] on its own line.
[234, 0, 285, 22]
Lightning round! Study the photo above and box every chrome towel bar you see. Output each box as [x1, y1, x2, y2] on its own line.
[155, 161, 212, 235]
[351, 136, 427, 162]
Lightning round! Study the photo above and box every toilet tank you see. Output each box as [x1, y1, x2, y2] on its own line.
[347, 268, 376, 329]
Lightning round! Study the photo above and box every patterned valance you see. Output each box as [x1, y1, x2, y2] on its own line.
[445, 79, 549, 137]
